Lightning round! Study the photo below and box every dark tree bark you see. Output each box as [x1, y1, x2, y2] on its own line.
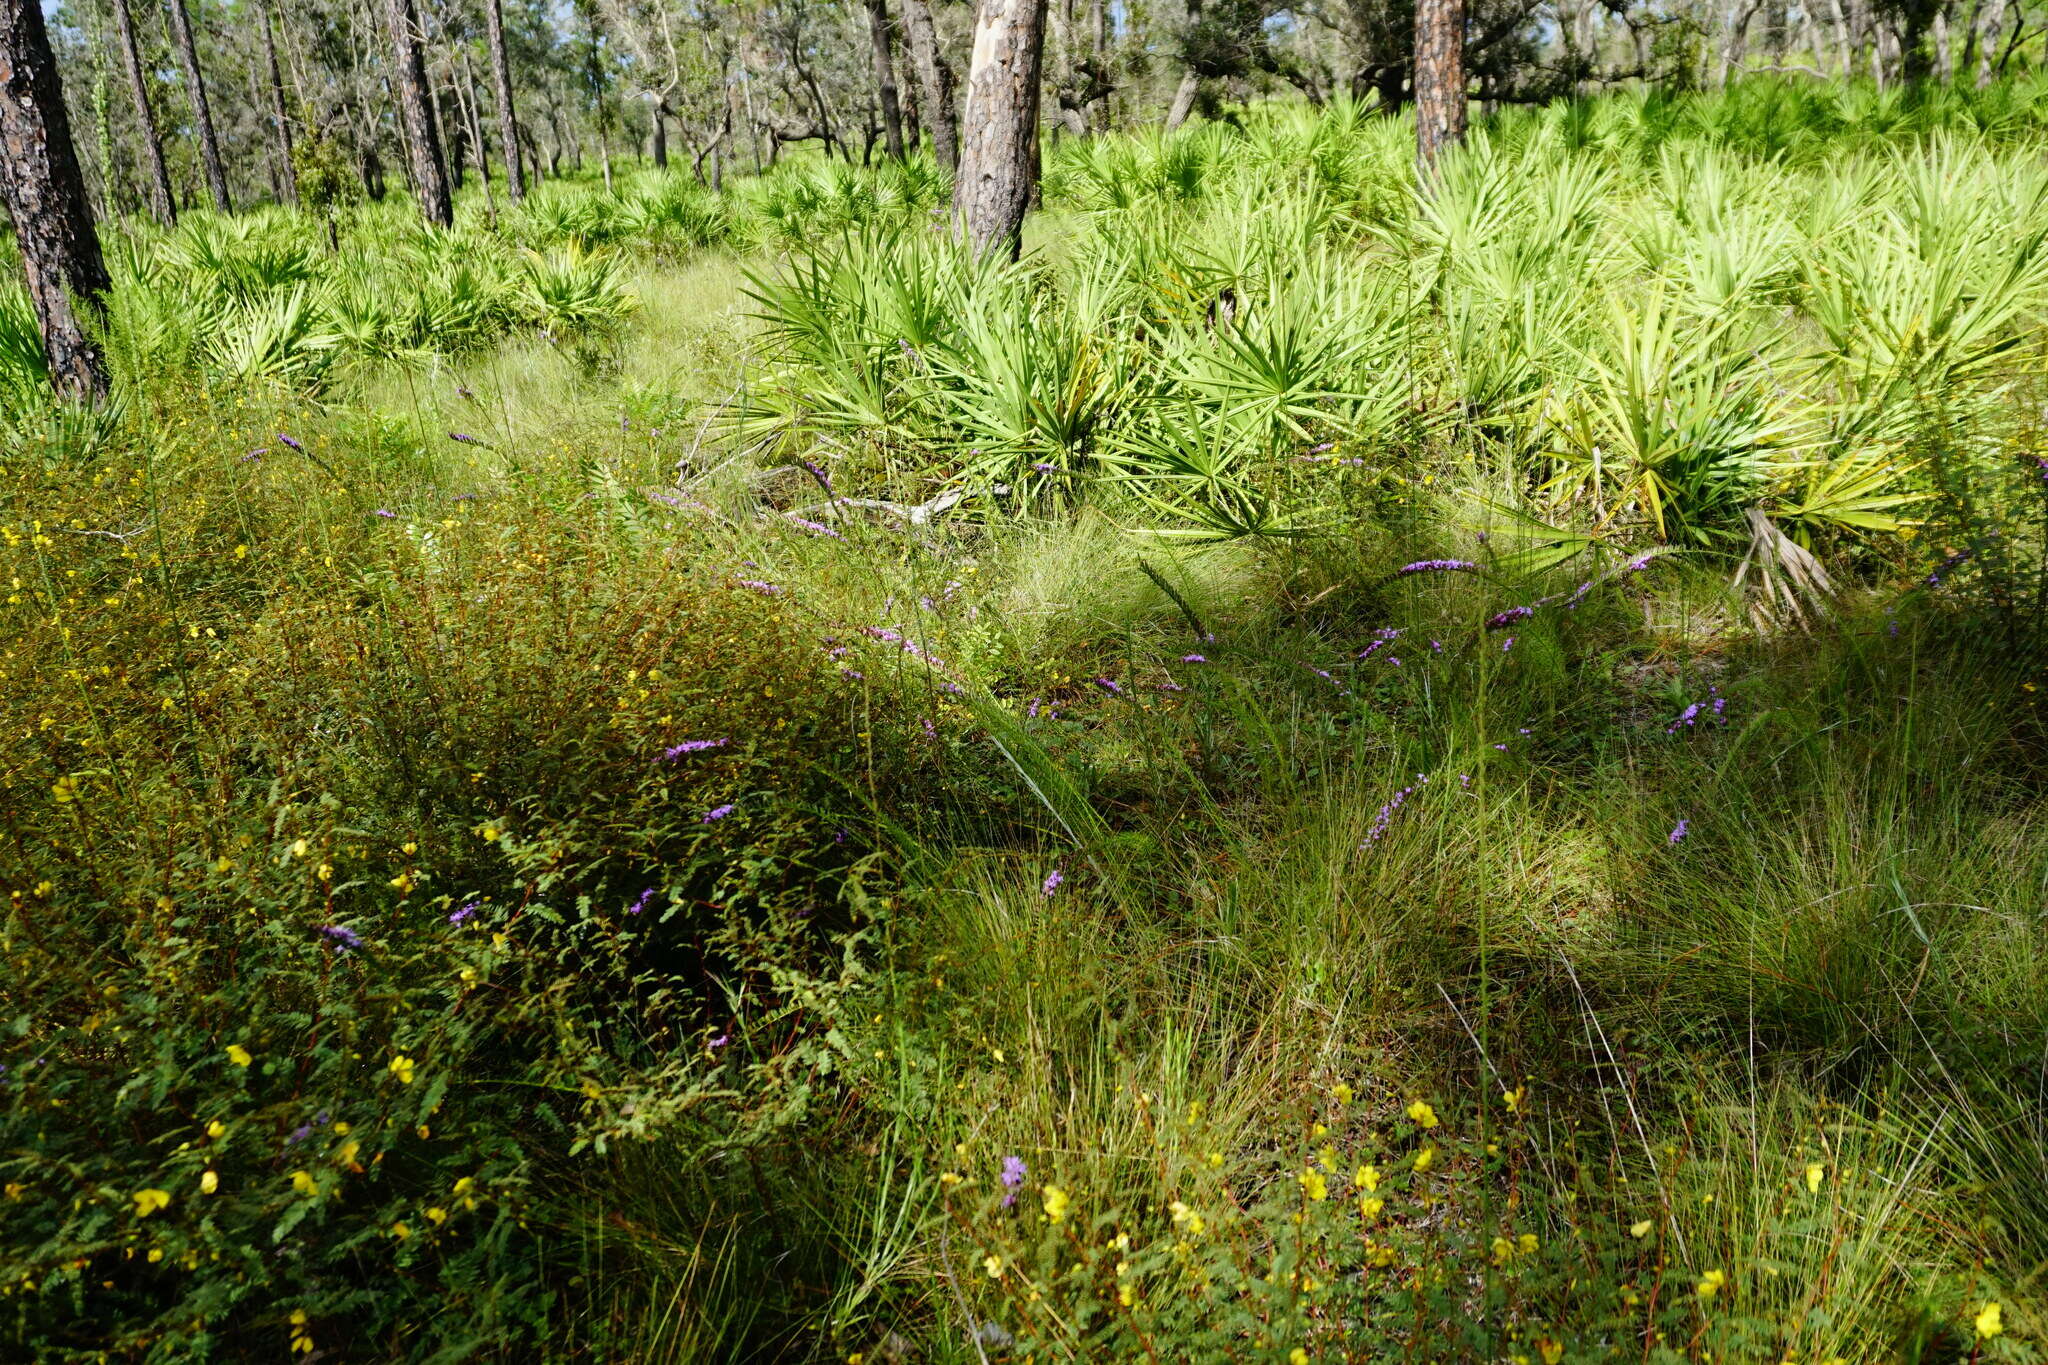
[437, 83, 464, 188]
[164, 0, 230, 210]
[1165, 0, 1201, 130]
[256, 0, 295, 204]
[651, 98, 666, 167]
[0, 0, 113, 400]
[901, 0, 956, 170]
[108, 0, 174, 223]
[953, 0, 1048, 257]
[483, 0, 523, 200]
[863, 0, 905, 159]
[1412, 0, 1466, 168]
[385, 0, 450, 225]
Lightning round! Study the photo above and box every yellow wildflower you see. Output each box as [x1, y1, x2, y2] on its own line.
[1539, 1338, 1563, 1365]
[1630, 1220, 1653, 1238]
[1697, 1269, 1727, 1301]
[391, 1222, 411, 1240]
[199, 1171, 218, 1195]
[1041, 1185, 1070, 1223]
[426, 1206, 448, 1225]
[982, 1254, 1003, 1278]
[1289, 1351, 1309, 1365]
[1333, 1082, 1355, 1104]
[225, 1045, 252, 1067]
[1492, 1236, 1515, 1266]
[1519, 1233, 1539, 1255]
[1406, 1099, 1439, 1129]
[388, 1055, 416, 1085]
[132, 1189, 171, 1218]
[1805, 1163, 1825, 1194]
[1502, 1086, 1526, 1115]
[1300, 1169, 1329, 1201]
[1354, 1164, 1380, 1191]
[1413, 1145, 1436, 1173]
[1357, 1195, 1384, 1219]
[290, 1171, 319, 1196]
[1975, 1302, 2003, 1340]
[206, 1119, 226, 1138]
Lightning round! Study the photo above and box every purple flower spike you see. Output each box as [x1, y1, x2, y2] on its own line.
[449, 432, 480, 444]
[1094, 678, 1123, 695]
[373, 508, 397, 519]
[448, 902, 478, 926]
[1002, 1155, 1028, 1187]
[1668, 819, 1690, 844]
[1486, 606, 1533, 630]
[1181, 654, 1208, 663]
[1042, 869, 1063, 897]
[628, 887, 656, 916]
[708, 1032, 730, 1050]
[701, 804, 736, 823]
[319, 924, 363, 953]
[663, 738, 730, 761]
[241, 448, 267, 463]
[277, 433, 302, 451]
[1396, 559, 1477, 576]
[736, 579, 781, 595]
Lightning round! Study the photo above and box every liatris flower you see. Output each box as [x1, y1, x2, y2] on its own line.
[319, 924, 363, 953]
[1363, 774, 1429, 845]
[627, 887, 655, 915]
[1667, 702, 1703, 733]
[1094, 677, 1123, 695]
[1181, 654, 1208, 663]
[701, 804, 736, 823]
[1157, 680, 1185, 692]
[1627, 554, 1654, 572]
[785, 513, 841, 539]
[1396, 559, 1476, 575]
[1501, 636, 1517, 652]
[1030, 461, 1058, 474]
[799, 458, 834, 494]
[372, 508, 396, 519]
[277, 433, 302, 451]
[663, 738, 729, 760]
[708, 1032, 730, 1049]
[1000, 1155, 1028, 1207]
[1486, 606, 1533, 630]
[449, 432, 481, 444]
[1668, 819, 1690, 844]
[736, 579, 781, 595]
[1042, 869, 1064, 897]
[448, 902, 478, 926]
[240, 448, 267, 463]
[1925, 548, 1971, 586]
[1429, 639, 1444, 654]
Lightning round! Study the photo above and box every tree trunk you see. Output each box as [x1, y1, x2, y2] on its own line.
[484, 0, 523, 200]
[437, 83, 464, 188]
[459, 55, 494, 220]
[0, 0, 113, 400]
[863, 0, 905, 159]
[902, 0, 956, 171]
[257, 0, 295, 204]
[1977, 0, 2008, 84]
[1412, 0, 1465, 168]
[164, 0, 229, 210]
[1827, 0, 1854, 76]
[384, 0, 450, 225]
[1166, 0, 1202, 130]
[109, 0, 174, 224]
[1165, 67, 1200, 129]
[953, 0, 1047, 258]
[651, 100, 666, 167]
[1934, 6, 1953, 79]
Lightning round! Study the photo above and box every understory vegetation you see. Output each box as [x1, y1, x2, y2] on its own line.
[6, 80, 2048, 1363]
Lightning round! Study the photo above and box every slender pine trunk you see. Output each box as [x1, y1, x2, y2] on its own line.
[902, 0, 956, 171]
[257, 0, 295, 204]
[164, 0, 229, 210]
[864, 0, 905, 159]
[110, 0, 174, 224]
[384, 0, 451, 225]
[484, 0, 523, 201]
